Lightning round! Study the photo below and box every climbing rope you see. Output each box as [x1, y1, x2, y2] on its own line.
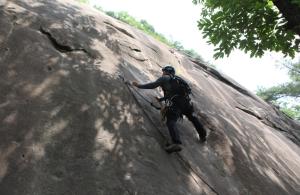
[118, 74, 219, 194]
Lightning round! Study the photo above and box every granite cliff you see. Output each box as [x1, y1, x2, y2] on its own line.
[1, 0, 300, 194]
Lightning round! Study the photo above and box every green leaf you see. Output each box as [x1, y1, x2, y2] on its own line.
[194, 0, 300, 59]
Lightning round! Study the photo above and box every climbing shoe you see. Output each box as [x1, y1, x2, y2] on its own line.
[165, 144, 182, 153]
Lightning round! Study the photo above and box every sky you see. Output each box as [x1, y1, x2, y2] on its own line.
[89, 0, 295, 92]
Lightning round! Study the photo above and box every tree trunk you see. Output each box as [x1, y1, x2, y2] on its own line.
[273, 0, 300, 36]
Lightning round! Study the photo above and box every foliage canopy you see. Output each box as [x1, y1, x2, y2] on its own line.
[193, 0, 300, 59]
[256, 61, 300, 120]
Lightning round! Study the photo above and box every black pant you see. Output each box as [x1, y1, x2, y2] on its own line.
[165, 96, 206, 144]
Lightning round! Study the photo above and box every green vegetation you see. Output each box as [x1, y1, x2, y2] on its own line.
[76, 1, 206, 61]
[104, 10, 205, 61]
[77, 0, 89, 4]
[193, 0, 300, 119]
[105, 11, 173, 45]
[193, 0, 300, 59]
[256, 61, 300, 120]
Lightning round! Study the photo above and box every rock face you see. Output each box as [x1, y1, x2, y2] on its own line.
[1, 0, 300, 194]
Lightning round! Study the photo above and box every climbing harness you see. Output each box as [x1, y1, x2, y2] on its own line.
[118, 75, 218, 194]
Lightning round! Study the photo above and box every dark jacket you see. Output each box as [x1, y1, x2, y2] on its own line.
[137, 75, 176, 101]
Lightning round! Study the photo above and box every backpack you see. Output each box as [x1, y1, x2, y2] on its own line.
[169, 75, 191, 97]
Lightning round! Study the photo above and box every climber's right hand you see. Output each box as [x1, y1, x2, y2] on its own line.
[132, 81, 139, 87]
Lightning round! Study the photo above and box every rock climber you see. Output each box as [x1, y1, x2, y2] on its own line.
[131, 65, 207, 153]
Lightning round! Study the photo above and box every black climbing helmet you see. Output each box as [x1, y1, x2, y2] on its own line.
[162, 65, 175, 75]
